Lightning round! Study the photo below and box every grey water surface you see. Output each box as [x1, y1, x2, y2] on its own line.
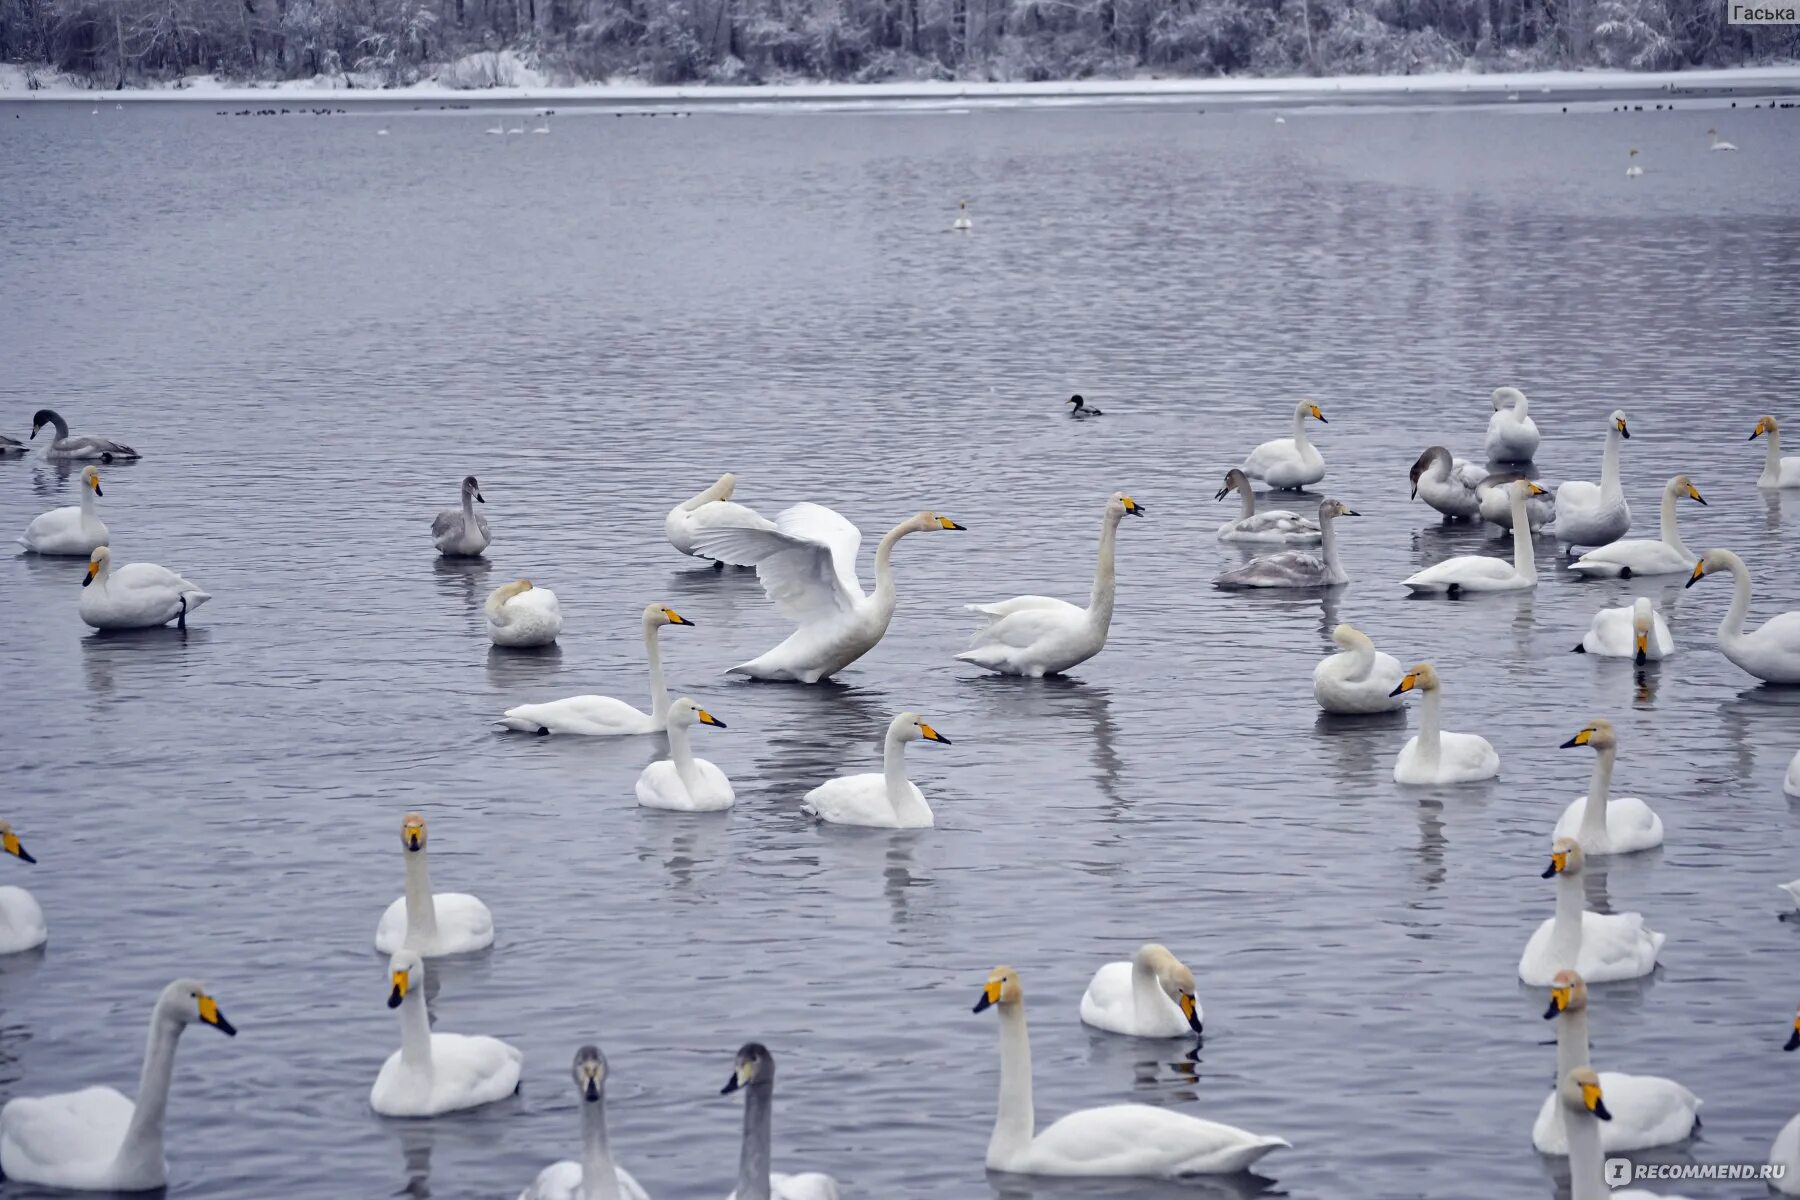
[3, 98, 1800, 1200]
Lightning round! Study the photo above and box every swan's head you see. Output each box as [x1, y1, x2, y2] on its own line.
[1409, 447, 1451, 494]
[1319, 498, 1358, 521]
[1752, 415, 1779, 441]
[1543, 836, 1585, 880]
[82, 545, 111, 588]
[489, 579, 533, 607]
[1134, 944, 1204, 1034]
[1512, 479, 1549, 500]
[461, 475, 485, 503]
[1686, 548, 1733, 589]
[28, 408, 61, 437]
[400, 811, 428, 853]
[1629, 148, 1640, 158]
[158, 979, 237, 1037]
[0, 820, 35, 864]
[1625, 596, 1656, 660]
[572, 1045, 609, 1101]
[668, 696, 725, 730]
[722, 1042, 774, 1094]
[1786, 1005, 1800, 1052]
[1610, 410, 1630, 439]
[81, 465, 102, 497]
[1215, 468, 1251, 501]
[712, 471, 737, 499]
[1668, 474, 1706, 506]
[891, 711, 951, 746]
[974, 965, 1023, 1013]
[909, 511, 966, 534]
[644, 604, 694, 629]
[1107, 493, 1144, 519]
[1544, 970, 1589, 1020]
[1331, 623, 1372, 652]
[1296, 399, 1327, 424]
[1491, 386, 1526, 412]
[1388, 662, 1439, 697]
[388, 950, 424, 1008]
[1558, 1066, 1611, 1121]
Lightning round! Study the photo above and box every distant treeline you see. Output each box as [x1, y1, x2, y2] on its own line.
[3, 0, 1795, 89]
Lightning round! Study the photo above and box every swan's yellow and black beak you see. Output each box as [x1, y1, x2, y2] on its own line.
[1389, 673, 1419, 698]
[1179, 991, 1203, 1035]
[1544, 985, 1572, 1020]
[475, 491, 485, 503]
[403, 820, 425, 852]
[1752, 418, 1771, 441]
[1543, 849, 1569, 879]
[1635, 630, 1649, 664]
[920, 722, 951, 745]
[1686, 560, 1706, 589]
[697, 708, 726, 728]
[1686, 482, 1708, 506]
[1121, 496, 1144, 517]
[1310, 404, 1328, 424]
[82, 559, 99, 588]
[663, 608, 693, 626]
[1560, 727, 1595, 750]
[974, 977, 1003, 1013]
[936, 516, 966, 531]
[1786, 1019, 1800, 1052]
[90, 475, 102, 497]
[2, 830, 33, 864]
[388, 970, 409, 1008]
[1615, 417, 1630, 439]
[721, 1061, 752, 1095]
[1583, 1078, 1612, 1120]
[197, 993, 237, 1037]
[1529, 482, 1549, 496]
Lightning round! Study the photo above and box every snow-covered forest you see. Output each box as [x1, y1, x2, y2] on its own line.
[2, 0, 1794, 90]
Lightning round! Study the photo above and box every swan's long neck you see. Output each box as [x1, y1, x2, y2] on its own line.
[1129, 958, 1163, 1026]
[1086, 510, 1122, 628]
[1416, 685, 1443, 765]
[1600, 427, 1623, 502]
[735, 1082, 775, 1200]
[1510, 489, 1537, 581]
[870, 522, 913, 619]
[1554, 1007, 1592, 1082]
[1290, 406, 1312, 452]
[990, 1001, 1035, 1166]
[1319, 511, 1342, 576]
[1658, 484, 1689, 556]
[1551, 872, 1585, 969]
[667, 720, 702, 792]
[1235, 475, 1257, 520]
[117, 1011, 183, 1169]
[1765, 427, 1784, 481]
[45, 412, 70, 439]
[1717, 552, 1753, 647]
[80, 483, 98, 517]
[580, 1096, 623, 1200]
[684, 474, 733, 511]
[644, 619, 670, 724]
[402, 848, 440, 946]
[1579, 747, 1615, 845]
[399, 986, 433, 1070]
[1567, 1100, 1606, 1200]
[461, 489, 476, 520]
[1512, 393, 1530, 420]
[883, 731, 929, 825]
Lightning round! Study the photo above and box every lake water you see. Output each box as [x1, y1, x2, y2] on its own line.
[3, 96, 1800, 1200]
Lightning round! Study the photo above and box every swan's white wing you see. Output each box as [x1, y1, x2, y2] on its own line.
[431, 1032, 523, 1109]
[727, 1173, 841, 1200]
[1531, 1072, 1699, 1153]
[1026, 1103, 1287, 1175]
[686, 500, 775, 535]
[1452, 458, 1488, 489]
[966, 595, 1068, 621]
[968, 601, 1084, 649]
[519, 1159, 649, 1200]
[802, 773, 897, 827]
[0, 1087, 134, 1185]
[691, 504, 863, 622]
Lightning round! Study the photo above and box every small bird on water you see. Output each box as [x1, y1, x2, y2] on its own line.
[1068, 395, 1103, 418]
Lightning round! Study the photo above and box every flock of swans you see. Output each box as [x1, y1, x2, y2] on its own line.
[5, 385, 1800, 1198]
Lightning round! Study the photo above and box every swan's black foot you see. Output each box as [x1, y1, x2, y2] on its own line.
[1619, 567, 1634, 579]
[711, 558, 726, 573]
[101, 452, 114, 463]
[1447, 583, 1463, 598]
[535, 726, 550, 737]
[177, 596, 187, 630]
[1572, 644, 1587, 654]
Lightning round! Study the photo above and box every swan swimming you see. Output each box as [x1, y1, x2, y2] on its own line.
[1216, 469, 1320, 543]
[1551, 720, 1664, 856]
[374, 812, 495, 957]
[517, 1046, 650, 1200]
[1686, 549, 1800, 684]
[0, 980, 236, 1190]
[1569, 474, 1705, 578]
[974, 966, 1287, 1176]
[79, 546, 210, 630]
[1241, 400, 1327, 490]
[499, 606, 694, 734]
[1409, 447, 1487, 520]
[1709, 128, 1739, 151]
[690, 506, 965, 683]
[1390, 663, 1499, 784]
[0, 820, 46, 954]
[1626, 149, 1643, 177]
[1214, 498, 1356, 589]
[432, 475, 490, 557]
[19, 465, 107, 555]
[1752, 415, 1800, 488]
[636, 698, 734, 812]
[956, 492, 1141, 677]
[371, 949, 523, 1117]
[485, 579, 563, 647]
[1403, 480, 1546, 594]
[1078, 944, 1204, 1038]
[29, 408, 139, 461]
[666, 473, 775, 563]
[1772, 1008, 1800, 1196]
[1314, 623, 1405, 714]
[1557, 1067, 1694, 1200]
[802, 712, 950, 829]
[952, 200, 973, 231]
[1556, 410, 1632, 551]
[1485, 387, 1540, 463]
[721, 1043, 841, 1200]
[1067, 394, 1103, 418]
[1519, 838, 1664, 985]
[1573, 596, 1672, 662]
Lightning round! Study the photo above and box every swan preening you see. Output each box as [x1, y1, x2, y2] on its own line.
[802, 711, 949, 828]
[1314, 623, 1404, 714]
[79, 546, 210, 630]
[666, 472, 775, 563]
[1485, 387, 1540, 463]
[371, 949, 522, 1117]
[1556, 410, 1632, 550]
[1753, 415, 1800, 488]
[499, 605, 694, 734]
[1686, 549, 1800, 684]
[1573, 596, 1672, 662]
[0, 980, 235, 1191]
[29, 408, 139, 460]
[1570, 474, 1705, 578]
[974, 966, 1287, 1176]
[635, 697, 734, 812]
[957, 492, 1140, 677]
[691, 506, 965, 683]
[1403, 479, 1545, 594]
[486, 579, 563, 647]
[0, 819, 46, 954]
[374, 812, 496, 957]
[517, 1047, 650, 1200]
[1067, 394, 1102, 418]
[1409, 446, 1487, 520]
[721, 1043, 841, 1200]
[19, 465, 107, 554]
[1520, 838, 1664, 985]
[1217, 468, 1321, 543]
[1551, 720, 1665, 856]
[1078, 944, 1204, 1038]
[1241, 400, 1327, 490]
[1390, 663, 1499, 784]
[1214, 498, 1356, 589]
[433, 475, 491, 557]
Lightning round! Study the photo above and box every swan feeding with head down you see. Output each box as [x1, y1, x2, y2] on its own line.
[19, 465, 107, 555]
[1390, 663, 1499, 784]
[666, 472, 776, 563]
[1485, 387, 1540, 463]
[499, 605, 694, 734]
[0, 819, 46, 954]
[374, 811, 495, 957]
[516, 1046, 650, 1200]
[79, 546, 210, 630]
[371, 949, 522, 1117]
[721, 1043, 841, 1200]
[1241, 400, 1328, 490]
[1314, 623, 1405, 714]
[1519, 838, 1664, 985]
[1214, 498, 1357, 589]
[1216, 469, 1320, 543]
[1569, 474, 1706, 578]
[1685, 549, 1800, 684]
[485, 580, 562, 647]
[433, 475, 491, 557]
[636, 697, 734, 812]
[1556, 411, 1633, 551]
[1550, 720, 1664, 856]
[1409, 447, 1488, 520]
[1078, 943, 1204, 1039]
[29, 408, 139, 461]
[1403, 479, 1546, 594]
[1752, 415, 1800, 488]
[802, 711, 950, 828]
[1573, 597, 1672, 662]
[690, 505, 965, 683]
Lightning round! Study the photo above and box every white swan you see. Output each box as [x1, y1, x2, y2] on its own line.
[689, 506, 965, 683]
[486, 116, 505, 134]
[1573, 597, 1672, 662]
[1214, 498, 1356, 589]
[1519, 838, 1664, 985]
[952, 200, 973, 231]
[1558, 1068, 1694, 1200]
[1485, 387, 1540, 463]
[721, 1043, 840, 1200]
[1390, 663, 1499, 784]
[1403, 480, 1546, 594]
[1313, 623, 1404, 714]
[1551, 720, 1664, 856]
[1753, 415, 1800, 488]
[517, 1047, 650, 1200]
[1772, 1010, 1800, 1196]
[0, 820, 46, 954]
[1788, 749, 1800, 799]
[79, 546, 210, 630]
[1216, 469, 1320, 543]
[433, 475, 490, 557]
[1241, 400, 1327, 490]
[974, 966, 1287, 1176]
[1686, 549, 1800, 684]
[1557, 411, 1632, 550]
[666, 473, 775, 562]
[1710, 128, 1738, 151]
[532, 118, 550, 134]
[1533, 971, 1698, 1154]
[0, 980, 236, 1190]
[1078, 944, 1204, 1038]
[1570, 474, 1705, 578]
[636, 698, 734, 812]
[19, 466, 108, 555]
[1409, 447, 1487, 520]
[29, 408, 139, 460]
[956, 493, 1141, 676]
[499, 606, 694, 734]
[485, 579, 562, 647]
[374, 812, 495, 957]
[371, 950, 522, 1117]
[1475, 471, 1556, 530]
[1626, 149, 1644, 177]
[802, 712, 950, 829]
